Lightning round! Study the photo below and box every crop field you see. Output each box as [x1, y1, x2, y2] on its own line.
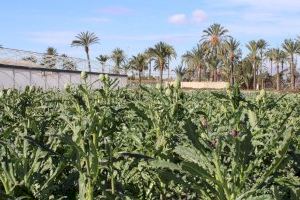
[0, 76, 300, 200]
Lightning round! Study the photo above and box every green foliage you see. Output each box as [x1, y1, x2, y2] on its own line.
[0, 83, 299, 199]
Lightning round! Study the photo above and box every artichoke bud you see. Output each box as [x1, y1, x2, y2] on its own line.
[174, 79, 181, 89]
[99, 74, 105, 82]
[165, 88, 172, 96]
[81, 71, 88, 80]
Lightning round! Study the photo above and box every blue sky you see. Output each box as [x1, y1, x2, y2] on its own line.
[1, 0, 300, 65]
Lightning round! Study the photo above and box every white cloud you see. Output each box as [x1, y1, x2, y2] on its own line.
[168, 14, 188, 25]
[168, 9, 207, 25]
[192, 9, 207, 23]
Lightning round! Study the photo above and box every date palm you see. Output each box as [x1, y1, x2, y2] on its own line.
[129, 53, 149, 85]
[201, 23, 229, 50]
[246, 40, 259, 90]
[41, 47, 58, 69]
[279, 50, 287, 73]
[173, 65, 186, 81]
[61, 54, 77, 70]
[182, 43, 206, 81]
[273, 48, 282, 90]
[236, 58, 253, 89]
[111, 48, 126, 74]
[96, 55, 109, 72]
[71, 31, 99, 72]
[282, 39, 300, 89]
[201, 24, 229, 81]
[147, 42, 177, 84]
[266, 48, 276, 75]
[222, 38, 241, 85]
[257, 39, 268, 88]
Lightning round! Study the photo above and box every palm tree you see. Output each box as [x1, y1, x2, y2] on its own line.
[182, 43, 206, 81]
[129, 53, 149, 85]
[61, 54, 77, 70]
[147, 42, 177, 84]
[71, 31, 99, 72]
[279, 50, 287, 73]
[257, 39, 268, 88]
[201, 23, 229, 50]
[173, 65, 186, 81]
[201, 24, 229, 81]
[273, 48, 282, 90]
[96, 55, 109, 72]
[266, 48, 275, 75]
[222, 38, 241, 85]
[236, 59, 253, 90]
[41, 47, 58, 68]
[282, 39, 300, 89]
[246, 40, 259, 89]
[111, 48, 126, 74]
[205, 55, 222, 81]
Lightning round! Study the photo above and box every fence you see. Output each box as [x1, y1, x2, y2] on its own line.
[0, 47, 177, 78]
[0, 47, 127, 90]
[0, 64, 127, 90]
[0, 47, 121, 73]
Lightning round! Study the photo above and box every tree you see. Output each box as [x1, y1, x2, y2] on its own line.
[182, 43, 206, 81]
[71, 31, 99, 72]
[282, 39, 300, 89]
[257, 39, 268, 88]
[273, 48, 282, 90]
[266, 48, 275, 75]
[236, 59, 253, 89]
[205, 55, 222, 81]
[246, 40, 259, 89]
[111, 48, 126, 74]
[129, 53, 149, 85]
[173, 65, 186, 81]
[22, 56, 38, 64]
[201, 23, 229, 50]
[201, 24, 229, 82]
[146, 42, 177, 85]
[222, 38, 241, 85]
[41, 47, 58, 69]
[61, 54, 77, 70]
[96, 55, 109, 72]
[279, 50, 287, 73]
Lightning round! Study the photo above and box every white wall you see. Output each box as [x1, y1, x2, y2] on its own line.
[0, 66, 127, 90]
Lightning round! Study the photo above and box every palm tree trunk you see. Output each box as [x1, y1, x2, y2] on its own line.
[160, 66, 163, 85]
[198, 66, 201, 82]
[291, 56, 295, 90]
[85, 47, 91, 72]
[214, 69, 218, 82]
[276, 63, 280, 90]
[148, 61, 152, 78]
[230, 62, 234, 85]
[253, 62, 257, 90]
[270, 61, 273, 75]
[138, 71, 141, 86]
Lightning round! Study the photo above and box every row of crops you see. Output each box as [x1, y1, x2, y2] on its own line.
[0, 75, 300, 200]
